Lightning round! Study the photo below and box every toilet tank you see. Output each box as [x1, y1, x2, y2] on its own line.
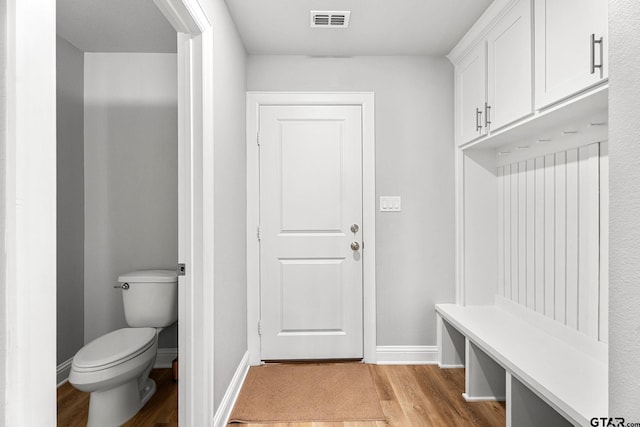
[117, 270, 178, 328]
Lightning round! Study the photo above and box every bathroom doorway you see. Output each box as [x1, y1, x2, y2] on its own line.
[53, 0, 213, 425]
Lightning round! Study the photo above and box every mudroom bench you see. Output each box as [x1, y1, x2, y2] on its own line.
[436, 298, 607, 427]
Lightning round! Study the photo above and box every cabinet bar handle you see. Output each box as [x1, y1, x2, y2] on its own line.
[484, 102, 491, 129]
[591, 33, 603, 75]
[475, 108, 483, 132]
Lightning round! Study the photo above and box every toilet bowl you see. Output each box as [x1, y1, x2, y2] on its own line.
[69, 270, 178, 427]
[69, 328, 159, 427]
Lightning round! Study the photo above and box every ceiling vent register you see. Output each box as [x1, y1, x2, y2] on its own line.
[310, 11, 351, 28]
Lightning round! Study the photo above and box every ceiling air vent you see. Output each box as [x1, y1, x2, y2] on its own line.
[310, 11, 351, 28]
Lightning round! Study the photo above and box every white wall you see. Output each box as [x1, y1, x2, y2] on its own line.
[84, 53, 178, 348]
[247, 55, 456, 346]
[609, 0, 640, 419]
[196, 0, 249, 411]
[56, 36, 85, 366]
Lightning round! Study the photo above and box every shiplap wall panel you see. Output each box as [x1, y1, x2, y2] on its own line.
[497, 167, 505, 297]
[566, 148, 579, 330]
[599, 142, 609, 343]
[534, 157, 545, 314]
[511, 165, 519, 301]
[504, 165, 512, 300]
[578, 144, 600, 339]
[497, 143, 603, 341]
[518, 161, 527, 306]
[544, 154, 555, 318]
[526, 159, 536, 310]
[554, 152, 567, 324]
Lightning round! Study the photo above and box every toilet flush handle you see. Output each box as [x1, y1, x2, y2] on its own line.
[113, 283, 130, 290]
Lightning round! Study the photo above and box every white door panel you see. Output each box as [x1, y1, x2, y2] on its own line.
[259, 105, 363, 360]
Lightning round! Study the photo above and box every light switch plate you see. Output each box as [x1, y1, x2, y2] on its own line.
[380, 196, 401, 212]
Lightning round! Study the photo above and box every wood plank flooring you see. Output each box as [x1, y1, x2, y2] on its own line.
[57, 365, 504, 427]
[57, 369, 177, 427]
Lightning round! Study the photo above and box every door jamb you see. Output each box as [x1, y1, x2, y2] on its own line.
[246, 92, 376, 366]
[153, 1, 214, 425]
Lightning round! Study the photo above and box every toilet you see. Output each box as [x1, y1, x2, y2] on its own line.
[69, 270, 178, 427]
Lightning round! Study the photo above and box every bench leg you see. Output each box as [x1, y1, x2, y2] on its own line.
[437, 314, 465, 368]
[463, 339, 506, 401]
[506, 373, 572, 427]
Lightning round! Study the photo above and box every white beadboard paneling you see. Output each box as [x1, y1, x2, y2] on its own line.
[504, 165, 512, 300]
[578, 144, 600, 339]
[497, 167, 505, 297]
[525, 159, 536, 310]
[496, 143, 605, 341]
[599, 142, 609, 343]
[554, 151, 567, 324]
[518, 161, 527, 306]
[565, 149, 579, 330]
[543, 154, 555, 318]
[510, 165, 519, 302]
[534, 157, 545, 314]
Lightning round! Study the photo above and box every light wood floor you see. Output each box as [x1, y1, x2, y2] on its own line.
[57, 369, 177, 427]
[57, 365, 505, 427]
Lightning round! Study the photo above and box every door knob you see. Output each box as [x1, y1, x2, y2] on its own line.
[351, 241, 360, 251]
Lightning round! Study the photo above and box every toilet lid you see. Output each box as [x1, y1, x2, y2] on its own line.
[73, 328, 157, 370]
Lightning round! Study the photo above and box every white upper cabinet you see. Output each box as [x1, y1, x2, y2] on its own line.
[487, 0, 533, 130]
[534, 0, 608, 109]
[453, 0, 533, 146]
[450, 0, 608, 150]
[456, 42, 487, 144]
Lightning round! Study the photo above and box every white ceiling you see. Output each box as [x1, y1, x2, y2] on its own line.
[224, 0, 494, 56]
[57, 0, 177, 53]
[56, 0, 493, 56]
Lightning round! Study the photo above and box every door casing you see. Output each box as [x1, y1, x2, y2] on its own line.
[153, 1, 214, 425]
[246, 92, 376, 366]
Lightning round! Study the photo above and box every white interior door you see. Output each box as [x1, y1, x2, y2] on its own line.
[259, 105, 363, 360]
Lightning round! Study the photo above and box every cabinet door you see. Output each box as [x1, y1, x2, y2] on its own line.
[487, 0, 533, 131]
[534, 0, 608, 109]
[456, 42, 487, 146]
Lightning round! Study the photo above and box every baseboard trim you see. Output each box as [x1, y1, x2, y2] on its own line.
[213, 351, 250, 427]
[462, 392, 506, 402]
[155, 347, 178, 368]
[57, 357, 73, 387]
[438, 363, 465, 369]
[375, 345, 438, 365]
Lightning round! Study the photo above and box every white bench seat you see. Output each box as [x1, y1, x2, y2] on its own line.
[436, 302, 607, 426]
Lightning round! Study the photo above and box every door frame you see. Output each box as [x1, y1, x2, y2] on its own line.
[3, 0, 214, 425]
[246, 92, 376, 365]
[153, 1, 214, 425]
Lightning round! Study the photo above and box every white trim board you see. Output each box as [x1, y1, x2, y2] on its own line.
[155, 347, 179, 368]
[212, 351, 250, 427]
[246, 92, 376, 365]
[153, 1, 214, 427]
[57, 358, 74, 387]
[375, 346, 438, 365]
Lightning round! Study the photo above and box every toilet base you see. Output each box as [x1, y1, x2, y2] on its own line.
[86, 378, 157, 427]
[140, 378, 157, 407]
